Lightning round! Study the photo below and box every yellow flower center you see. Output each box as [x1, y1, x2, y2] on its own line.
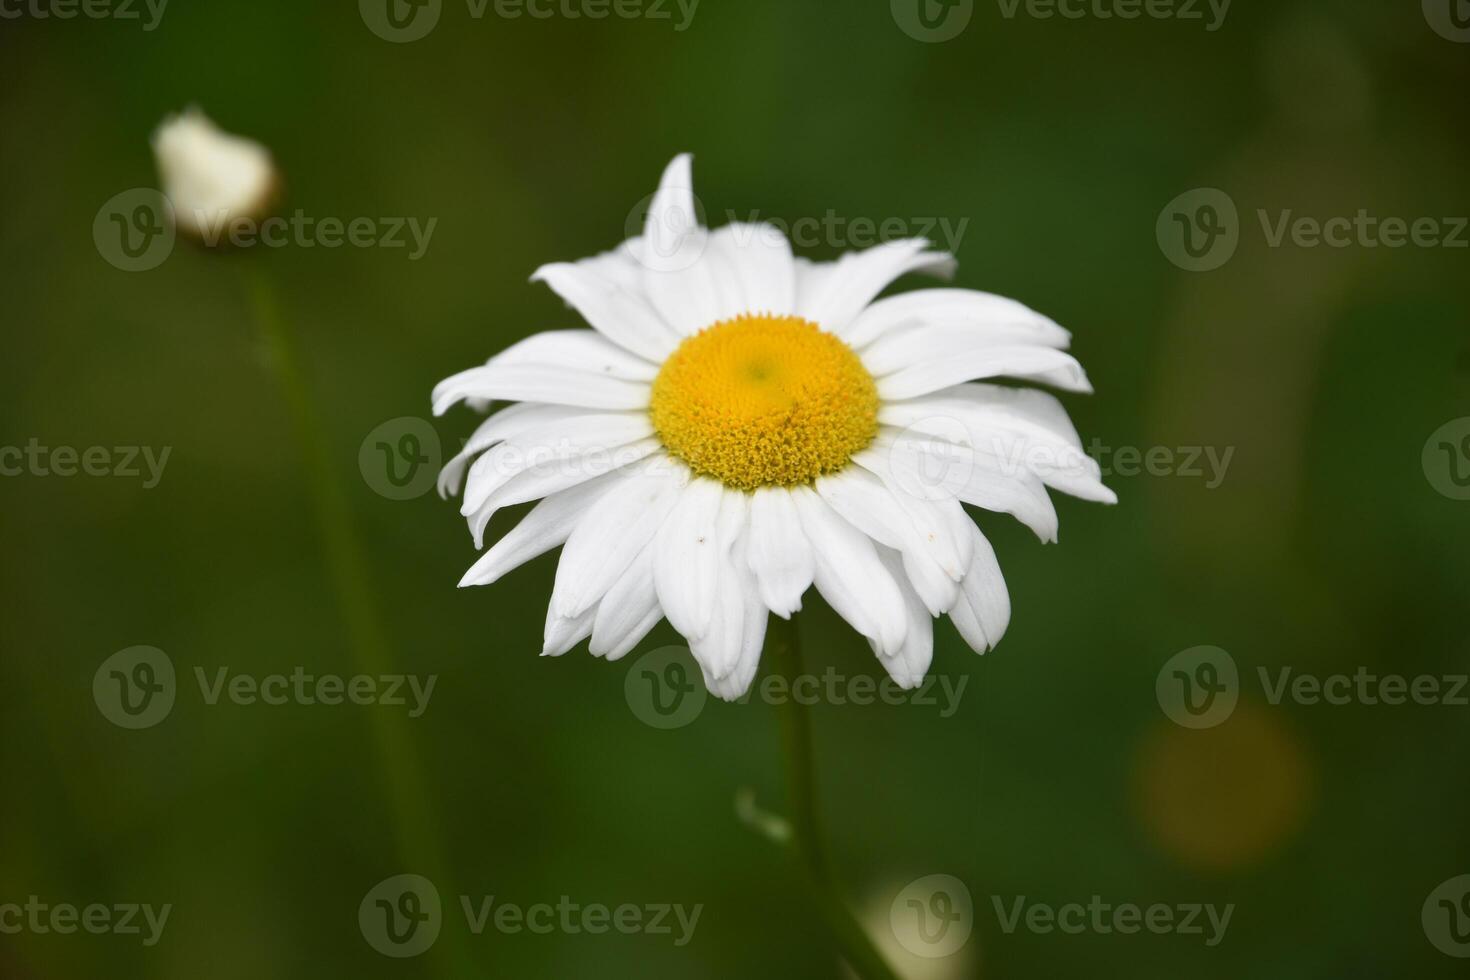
[650, 314, 879, 490]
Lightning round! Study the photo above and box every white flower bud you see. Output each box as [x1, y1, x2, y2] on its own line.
[151, 107, 278, 242]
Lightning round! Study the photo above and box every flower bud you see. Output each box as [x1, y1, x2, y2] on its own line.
[151, 107, 278, 243]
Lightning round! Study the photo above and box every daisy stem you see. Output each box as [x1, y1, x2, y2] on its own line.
[245, 264, 469, 976]
[768, 614, 901, 980]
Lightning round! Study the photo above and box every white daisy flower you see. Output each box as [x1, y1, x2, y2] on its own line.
[434, 155, 1114, 700]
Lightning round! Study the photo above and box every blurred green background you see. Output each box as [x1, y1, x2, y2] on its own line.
[2, 0, 1468, 976]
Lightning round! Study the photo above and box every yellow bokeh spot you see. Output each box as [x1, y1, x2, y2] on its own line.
[650, 314, 878, 490]
[1135, 703, 1314, 873]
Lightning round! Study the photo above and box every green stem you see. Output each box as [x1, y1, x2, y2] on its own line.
[767, 614, 902, 980]
[246, 265, 471, 975]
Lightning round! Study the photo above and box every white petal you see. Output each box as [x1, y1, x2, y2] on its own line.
[880, 386, 1116, 504]
[706, 222, 796, 317]
[457, 469, 625, 586]
[432, 362, 650, 415]
[876, 428, 1059, 543]
[844, 288, 1071, 351]
[465, 439, 663, 546]
[488, 328, 658, 378]
[651, 477, 726, 639]
[875, 345, 1093, 401]
[461, 413, 655, 515]
[439, 404, 602, 498]
[550, 467, 686, 618]
[882, 382, 1084, 448]
[636, 154, 721, 336]
[729, 571, 770, 696]
[861, 320, 1072, 377]
[632, 220, 793, 335]
[949, 522, 1011, 653]
[839, 452, 972, 581]
[789, 486, 908, 656]
[815, 466, 960, 617]
[793, 239, 955, 335]
[745, 486, 815, 617]
[574, 237, 647, 292]
[690, 561, 746, 690]
[589, 545, 663, 661]
[703, 566, 768, 702]
[530, 262, 681, 363]
[685, 491, 751, 681]
[542, 603, 596, 657]
[641, 154, 705, 271]
[872, 547, 935, 690]
[641, 250, 725, 337]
